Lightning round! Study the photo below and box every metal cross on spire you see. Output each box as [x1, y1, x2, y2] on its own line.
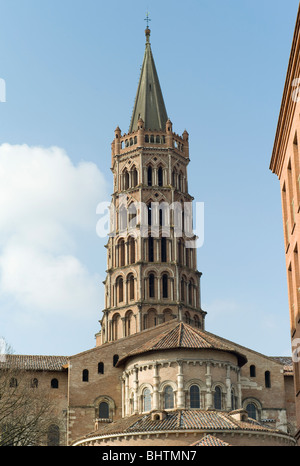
[144, 11, 151, 28]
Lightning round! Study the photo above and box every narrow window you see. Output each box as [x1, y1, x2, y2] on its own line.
[149, 273, 155, 298]
[51, 378, 59, 389]
[98, 362, 104, 374]
[265, 371, 271, 388]
[164, 385, 174, 409]
[99, 402, 109, 419]
[162, 274, 168, 298]
[143, 388, 152, 412]
[190, 385, 200, 408]
[250, 365, 256, 377]
[161, 237, 167, 262]
[158, 167, 163, 186]
[147, 166, 152, 186]
[31, 378, 38, 388]
[148, 236, 154, 262]
[113, 354, 119, 367]
[246, 403, 257, 420]
[82, 369, 89, 382]
[214, 386, 222, 409]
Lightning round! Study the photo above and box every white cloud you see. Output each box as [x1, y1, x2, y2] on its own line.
[0, 143, 108, 322]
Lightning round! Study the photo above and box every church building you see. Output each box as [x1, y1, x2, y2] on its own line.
[1, 26, 298, 447]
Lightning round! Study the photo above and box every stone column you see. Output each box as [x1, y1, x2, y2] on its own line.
[152, 363, 160, 410]
[125, 372, 130, 416]
[177, 361, 185, 408]
[237, 369, 242, 409]
[133, 366, 139, 414]
[225, 364, 232, 410]
[205, 362, 213, 409]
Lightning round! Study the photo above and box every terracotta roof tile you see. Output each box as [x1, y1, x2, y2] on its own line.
[79, 409, 288, 442]
[117, 322, 247, 367]
[191, 434, 230, 446]
[0, 354, 68, 371]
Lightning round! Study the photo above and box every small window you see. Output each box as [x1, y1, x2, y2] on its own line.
[99, 402, 109, 419]
[265, 371, 271, 388]
[9, 378, 18, 388]
[31, 378, 38, 388]
[143, 388, 152, 412]
[190, 385, 200, 409]
[164, 385, 174, 409]
[98, 362, 104, 374]
[246, 403, 257, 420]
[162, 274, 168, 298]
[82, 369, 89, 382]
[113, 354, 119, 367]
[214, 386, 222, 410]
[250, 365, 256, 377]
[51, 378, 59, 389]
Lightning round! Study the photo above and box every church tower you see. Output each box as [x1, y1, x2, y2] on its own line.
[97, 27, 206, 345]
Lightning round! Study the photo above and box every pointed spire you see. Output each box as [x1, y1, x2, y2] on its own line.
[129, 26, 168, 133]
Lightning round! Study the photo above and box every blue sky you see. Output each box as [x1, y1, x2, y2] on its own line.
[0, 0, 299, 357]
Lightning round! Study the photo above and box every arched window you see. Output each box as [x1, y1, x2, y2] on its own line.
[250, 365, 256, 377]
[194, 315, 200, 328]
[119, 205, 127, 231]
[214, 386, 222, 409]
[265, 371, 271, 388]
[82, 369, 89, 382]
[190, 385, 200, 408]
[47, 425, 60, 446]
[162, 274, 168, 298]
[185, 311, 191, 324]
[98, 362, 104, 374]
[147, 166, 152, 186]
[99, 402, 109, 419]
[128, 274, 135, 300]
[143, 388, 152, 412]
[188, 280, 194, 305]
[161, 237, 167, 262]
[124, 169, 129, 190]
[112, 313, 120, 340]
[31, 378, 38, 388]
[128, 236, 135, 264]
[118, 239, 125, 266]
[51, 378, 58, 389]
[147, 203, 152, 226]
[181, 276, 185, 302]
[148, 236, 154, 262]
[132, 167, 138, 187]
[164, 385, 174, 409]
[158, 166, 163, 186]
[113, 354, 119, 367]
[116, 276, 123, 303]
[149, 273, 155, 298]
[246, 403, 257, 420]
[146, 309, 157, 328]
[125, 311, 133, 336]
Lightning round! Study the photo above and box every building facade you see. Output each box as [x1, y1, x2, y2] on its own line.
[270, 2, 300, 444]
[0, 26, 298, 447]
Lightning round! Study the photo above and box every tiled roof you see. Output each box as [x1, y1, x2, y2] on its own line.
[270, 357, 293, 375]
[79, 409, 287, 442]
[0, 354, 68, 371]
[117, 322, 247, 367]
[191, 434, 230, 446]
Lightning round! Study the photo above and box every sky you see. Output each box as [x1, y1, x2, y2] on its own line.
[0, 0, 299, 357]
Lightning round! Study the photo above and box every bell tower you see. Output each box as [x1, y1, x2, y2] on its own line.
[97, 27, 206, 345]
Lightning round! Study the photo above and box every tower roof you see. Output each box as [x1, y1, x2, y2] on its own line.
[129, 28, 168, 133]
